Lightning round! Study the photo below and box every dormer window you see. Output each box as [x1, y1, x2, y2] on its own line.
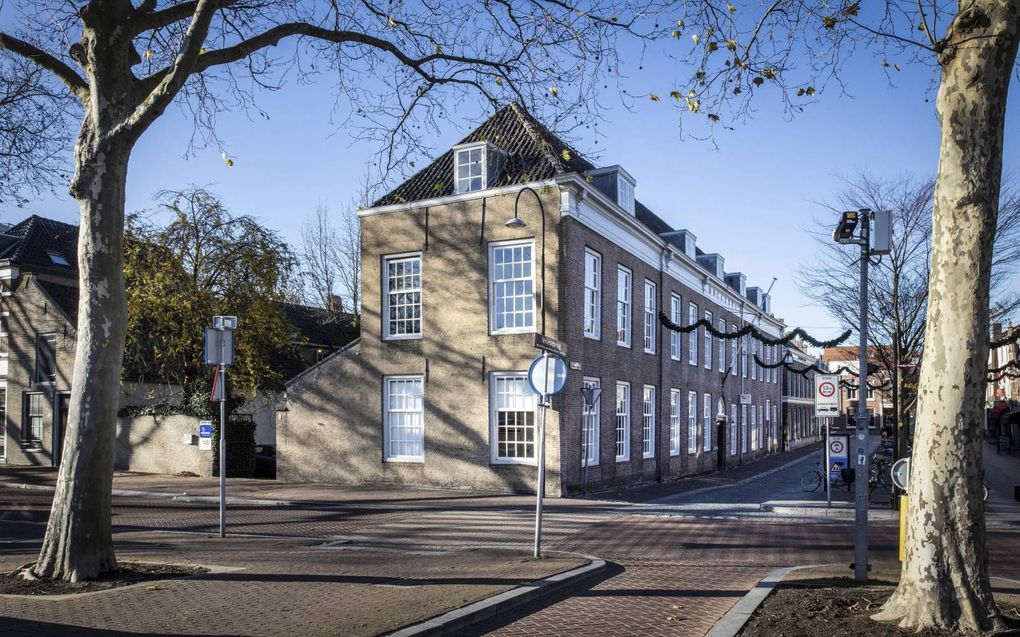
[47, 251, 70, 267]
[453, 141, 505, 194]
[585, 165, 636, 216]
[455, 145, 485, 193]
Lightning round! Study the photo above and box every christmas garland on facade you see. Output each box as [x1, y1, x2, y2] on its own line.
[752, 354, 859, 378]
[658, 312, 852, 348]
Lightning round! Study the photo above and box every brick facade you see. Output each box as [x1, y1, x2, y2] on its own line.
[280, 104, 785, 495]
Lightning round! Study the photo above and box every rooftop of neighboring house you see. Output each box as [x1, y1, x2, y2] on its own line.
[284, 303, 358, 350]
[372, 102, 774, 316]
[821, 345, 893, 364]
[0, 215, 78, 274]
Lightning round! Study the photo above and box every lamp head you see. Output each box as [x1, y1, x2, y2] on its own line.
[504, 216, 527, 229]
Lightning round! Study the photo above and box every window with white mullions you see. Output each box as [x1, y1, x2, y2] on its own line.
[688, 303, 698, 365]
[642, 385, 655, 458]
[583, 250, 601, 339]
[643, 280, 656, 354]
[455, 146, 484, 193]
[23, 392, 43, 449]
[384, 376, 424, 462]
[687, 390, 698, 454]
[670, 294, 681, 361]
[718, 318, 726, 371]
[704, 311, 713, 369]
[615, 382, 630, 461]
[491, 374, 537, 463]
[490, 241, 535, 334]
[729, 403, 737, 456]
[617, 267, 631, 347]
[582, 377, 601, 466]
[730, 324, 738, 375]
[703, 393, 713, 451]
[669, 389, 682, 456]
[383, 255, 422, 339]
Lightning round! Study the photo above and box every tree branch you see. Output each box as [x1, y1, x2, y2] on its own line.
[117, 0, 220, 141]
[0, 32, 88, 100]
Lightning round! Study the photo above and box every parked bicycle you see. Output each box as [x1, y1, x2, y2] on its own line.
[800, 459, 854, 492]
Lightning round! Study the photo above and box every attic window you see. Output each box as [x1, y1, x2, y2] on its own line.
[47, 251, 70, 267]
[617, 177, 635, 215]
[455, 145, 485, 193]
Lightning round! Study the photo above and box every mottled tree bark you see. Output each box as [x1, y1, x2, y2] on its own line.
[874, 0, 1020, 631]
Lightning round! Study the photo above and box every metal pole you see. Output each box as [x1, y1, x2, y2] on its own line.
[854, 211, 871, 581]
[826, 421, 832, 508]
[219, 363, 226, 538]
[534, 353, 549, 558]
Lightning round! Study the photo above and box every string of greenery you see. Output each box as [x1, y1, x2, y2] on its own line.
[987, 359, 1020, 375]
[989, 333, 1020, 349]
[658, 312, 852, 348]
[752, 354, 859, 378]
[840, 379, 893, 391]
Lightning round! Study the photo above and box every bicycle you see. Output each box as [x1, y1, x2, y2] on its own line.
[800, 459, 853, 492]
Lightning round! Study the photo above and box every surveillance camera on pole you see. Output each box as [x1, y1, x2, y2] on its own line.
[832, 209, 872, 583]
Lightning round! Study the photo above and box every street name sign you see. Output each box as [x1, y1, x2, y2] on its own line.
[814, 374, 840, 417]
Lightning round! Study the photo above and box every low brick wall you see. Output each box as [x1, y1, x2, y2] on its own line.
[115, 414, 212, 476]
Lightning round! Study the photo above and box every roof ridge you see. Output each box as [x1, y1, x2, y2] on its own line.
[507, 102, 564, 175]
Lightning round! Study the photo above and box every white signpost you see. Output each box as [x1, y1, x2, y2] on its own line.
[527, 351, 568, 558]
[814, 374, 840, 418]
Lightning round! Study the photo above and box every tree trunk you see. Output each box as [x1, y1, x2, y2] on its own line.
[32, 128, 130, 582]
[874, 1, 1020, 631]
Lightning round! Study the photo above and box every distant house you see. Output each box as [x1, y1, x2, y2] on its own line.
[780, 344, 821, 450]
[821, 345, 892, 429]
[0, 215, 356, 467]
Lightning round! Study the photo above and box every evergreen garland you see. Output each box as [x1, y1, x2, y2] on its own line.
[658, 312, 851, 348]
[753, 354, 859, 378]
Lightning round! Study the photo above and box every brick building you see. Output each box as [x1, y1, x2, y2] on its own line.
[0, 215, 351, 466]
[279, 103, 785, 495]
[780, 344, 820, 450]
[821, 345, 892, 429]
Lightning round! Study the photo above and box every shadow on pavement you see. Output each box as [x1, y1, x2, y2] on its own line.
[0, 616, 248, 637]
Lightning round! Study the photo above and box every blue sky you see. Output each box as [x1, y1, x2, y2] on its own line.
[3, 17, 1017, 341]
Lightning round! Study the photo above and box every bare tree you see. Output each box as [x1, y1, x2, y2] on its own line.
[298, 190, 364, 323]
[0, 55, 74, 206]
[660, 0, 1020, 631]
[0, 0, 666, 583]
[798, 174, 1020, 461]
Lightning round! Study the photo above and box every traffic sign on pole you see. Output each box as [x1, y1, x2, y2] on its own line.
[814, 374, 840, 417]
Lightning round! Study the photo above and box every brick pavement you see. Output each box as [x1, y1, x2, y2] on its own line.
[0, 527, 586, 637]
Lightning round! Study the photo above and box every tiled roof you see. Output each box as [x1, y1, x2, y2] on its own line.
[36, 280, 79, 322]
[374, 102, 595, 206]
[0, 215, 78, 271]
[283, 303, 358, 349]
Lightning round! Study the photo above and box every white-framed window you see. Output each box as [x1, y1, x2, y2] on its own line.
[669, 389, 682, 456]
[751, 341, 758, 380]
[687, 390, 698, 454]
[642, 385, 656, 458]
[643, 280, 656, 354]
[383, 254, 422, 340]
[741, 404, 749, 453]
[455, 145, 485, 193]
[688, 303, 698, 365]
[583, 249, 602, 339]
[618, 176, 635, 214]
[490, 373, 537, 464]
[670, 294, 682, 361]
[703, 393, 713, 451]
[704, 311, 713, 369]
[847, 387, 858, 401]
[23, 392, 43, 449]
[0, 313, 8, 357]
[867, 386, 875, 401]
[751, 405, 758, 450]
[718, 318, 726, 372]
[730, 324, 738, 375]
[616, 382, 630, 461]
[582, 377, 601, 466]
[617, 267, 632, 347]
[383, 375, 425, 462]
[489, 240, 535, 334]
[729, 403, 737, 456]
[741, 335, 748, 378]
[34, 333, 57, 384]
[759, 405, 765, 448]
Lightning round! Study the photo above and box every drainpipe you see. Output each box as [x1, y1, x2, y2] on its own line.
[657, 246, 668, 484]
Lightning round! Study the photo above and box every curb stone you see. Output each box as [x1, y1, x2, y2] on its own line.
[386, 553, 607, 637]
[705, 563, 838, 637]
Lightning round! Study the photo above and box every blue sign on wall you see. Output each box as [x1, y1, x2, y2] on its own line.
[199, 422, 214, 439]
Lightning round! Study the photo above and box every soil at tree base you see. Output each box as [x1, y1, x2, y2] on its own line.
[0, 562, 206, 595]
[740, 580, 1020, 637]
